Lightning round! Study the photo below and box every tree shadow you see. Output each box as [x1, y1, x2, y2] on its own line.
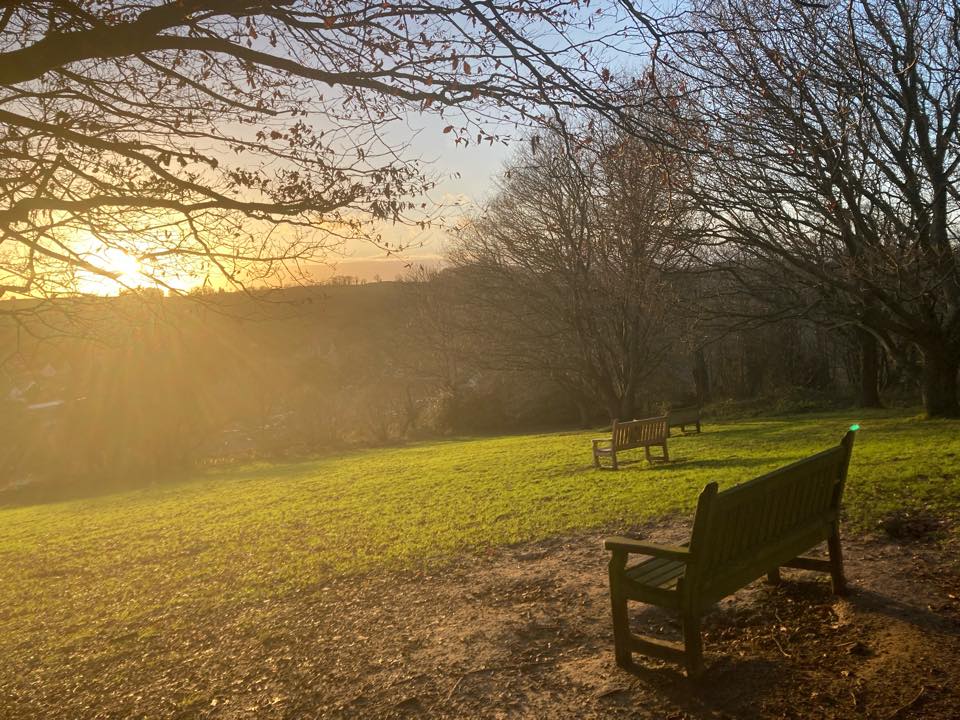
[662, 456, 793, 471]
[598, 455, 793, 473]
[618, 656, 790, 719]
[756, 575, 959, 636]
[848, 587, 960, 637]
[606, 571, 960, 718]
[594, 456, 669, 470]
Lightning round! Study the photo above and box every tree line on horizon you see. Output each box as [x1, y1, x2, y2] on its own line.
[0, 273, 922, 496]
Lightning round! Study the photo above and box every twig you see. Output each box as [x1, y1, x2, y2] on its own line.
[444, 675, 464, 702]
[388, 672, 426, 689]
[772, 636, 792, 657]
[390, 695, 420, 709]
[444, 659, 555, 702]
[886, 685, 928, 720]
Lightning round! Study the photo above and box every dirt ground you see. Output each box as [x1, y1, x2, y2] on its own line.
[4, 520, 960, 719]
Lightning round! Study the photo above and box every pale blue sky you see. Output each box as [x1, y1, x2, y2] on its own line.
[333, 110, 515, 275]
[329, 0, 667, 277]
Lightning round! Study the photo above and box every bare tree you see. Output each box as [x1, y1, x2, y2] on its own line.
[450, 113, 696, 420]
[0, 1, 664, 308]
[663, 0, 960, 416]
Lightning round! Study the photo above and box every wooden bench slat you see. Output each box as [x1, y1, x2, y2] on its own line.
[623, 583, 683, 608]
[627, 558, 686, 588]
[699, 521, 834, 605]
[624, 556, 674, 579]
[629, 634, 688, 664]
[783, 556, 833, 572]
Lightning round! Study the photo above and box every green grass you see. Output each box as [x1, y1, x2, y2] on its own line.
[2, 408, 959, 659]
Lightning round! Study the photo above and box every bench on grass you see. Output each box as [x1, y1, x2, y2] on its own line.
[668, 405, 701, 434]
[592, 416, 669, 470]
[603, 426, 858, 677]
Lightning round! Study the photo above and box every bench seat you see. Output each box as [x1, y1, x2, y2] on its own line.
[604, 426, 858, 677]
[625, 556, 686, 589]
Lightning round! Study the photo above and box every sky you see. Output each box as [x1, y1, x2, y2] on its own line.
[58, 1, 664, 293]
[322, 112, 513, 282]
[325, 0, 663, 281]
[67, 108, 516, 294]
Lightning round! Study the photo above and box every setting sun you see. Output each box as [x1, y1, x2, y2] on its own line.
[76, 246, 151, 295]
[73, 236, 204, 296]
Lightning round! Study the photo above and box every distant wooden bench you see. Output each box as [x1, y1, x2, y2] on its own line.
[603, 427, 858, 677]
[668, 406, 701, 434]
[592, 416, 669, 470]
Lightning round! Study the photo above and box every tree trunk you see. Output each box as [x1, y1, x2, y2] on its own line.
[692, 348, 711, 405]
[574, 397, 592, 429]
[603, 394, 620, 423]
[601, 384, 635, 422]
[858, 329, 883, 408]
[920, 346, 960, 418]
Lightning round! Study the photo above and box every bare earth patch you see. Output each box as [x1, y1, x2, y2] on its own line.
[4, 522, 960, 719]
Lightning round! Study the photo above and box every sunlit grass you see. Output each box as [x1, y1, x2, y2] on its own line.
[1, 408, 959, 661]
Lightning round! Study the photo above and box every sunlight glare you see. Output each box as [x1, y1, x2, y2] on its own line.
[72, 232, 204, 296]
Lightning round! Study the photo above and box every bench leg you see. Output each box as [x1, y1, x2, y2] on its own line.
[611, 451, 619, 471]
[828, 525, 847, 595]
[696, 420, 701, 433]
[593, 451, 600, 469]
[682, 611, 704, 678]
[662, 442, 669, 463]
[609, 557, 632, 668]
[766, 567, 781, 585]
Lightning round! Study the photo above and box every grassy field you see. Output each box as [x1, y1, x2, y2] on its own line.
[2, 408, 959, 662]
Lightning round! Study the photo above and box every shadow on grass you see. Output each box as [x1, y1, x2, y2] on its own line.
[664, 456, 793, 471]
[0, 446, 366, 509]
[0, 469, 196, 509]
[601, 456, 793, 473]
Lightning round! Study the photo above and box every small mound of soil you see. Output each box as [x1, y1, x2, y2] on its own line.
[878, 509, 946, 541]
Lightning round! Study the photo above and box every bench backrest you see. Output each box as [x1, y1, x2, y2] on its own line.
[685, 429, 856, 605]
[668, 406, 700, 426]
[612, 416, 668, 449]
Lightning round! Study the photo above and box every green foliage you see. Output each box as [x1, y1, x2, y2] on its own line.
[1, 409, 958, 664]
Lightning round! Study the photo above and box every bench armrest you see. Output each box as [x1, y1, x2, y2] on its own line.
[603, 536, 692, 561]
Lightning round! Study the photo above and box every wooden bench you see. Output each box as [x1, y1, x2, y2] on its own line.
[592, 416, 669, 470]
[668, 405, 701, 434]
[604, 426, 857, 677]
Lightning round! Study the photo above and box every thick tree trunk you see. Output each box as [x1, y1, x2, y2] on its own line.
[574, 398, 592, 429]
[858, 329, 883, 408]
[599, 394, 634, 422]
[920, 347, 960, 418]
[603, 395, 621, 423]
